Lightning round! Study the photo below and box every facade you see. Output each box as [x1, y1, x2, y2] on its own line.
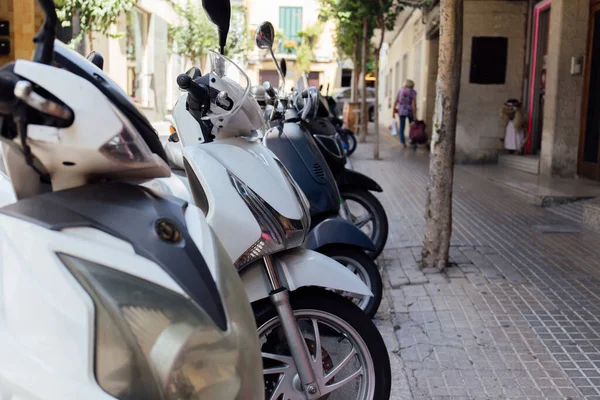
[244, 0, 342, 93]
[380, 0, 528, 164]
[0, 0, 187, 124]
[0, 0, 45, 66]
[89, 0, 186, 123]
[380, 0, 600, 180]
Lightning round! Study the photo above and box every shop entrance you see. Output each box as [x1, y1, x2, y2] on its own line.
[527, 0, 551, 155]
[579, 0, 600, 180]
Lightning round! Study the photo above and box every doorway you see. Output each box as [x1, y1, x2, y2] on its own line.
[527, 0, 551, 155]
[578, 1, 600, 180]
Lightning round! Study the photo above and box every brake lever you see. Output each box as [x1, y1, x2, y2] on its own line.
[14, 81, 73, 121]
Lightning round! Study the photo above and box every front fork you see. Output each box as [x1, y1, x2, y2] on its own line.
[263, 255, 321, 399]
[339, 198, 352, 221]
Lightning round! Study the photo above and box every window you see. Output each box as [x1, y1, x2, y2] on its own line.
[341, 69, 352, 87]
[126, 8, 151, 107]
[413, 41, 422, 93]
[469, 37, 508, 84]
[167, 33, 186, 110]
[402, 53, 409, 85]
[259, 70, 279, 87]
[394, 61, 400, 93]
[386, 71, 391, 107]
[279, 7, 302, 54]
[308, 71, 319, 87]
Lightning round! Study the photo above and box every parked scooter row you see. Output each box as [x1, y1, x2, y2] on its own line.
[256, 54, 389, 261]
[0, 2, 393, 400]
[0, 0, 265, 398]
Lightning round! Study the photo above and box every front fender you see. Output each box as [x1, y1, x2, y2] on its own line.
[305, 217, 376, 252]
[337, 168, 383, 192]
[240, 248, 373, 303]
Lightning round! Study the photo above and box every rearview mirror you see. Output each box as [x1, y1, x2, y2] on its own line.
[86, 51, 104, 70]
[280, 58, 287, 78]
[255, 21, 275, 50]
[202, 0, 231, 53]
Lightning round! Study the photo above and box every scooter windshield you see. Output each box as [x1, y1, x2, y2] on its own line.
[296, 73, 308, 93]
[201, 51, 251, 123]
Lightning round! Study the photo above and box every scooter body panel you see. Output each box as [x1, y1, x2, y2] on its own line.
[305, 216, 376, 252]
[0, 184, 262, 400]
[263, 121, 340, 217]
[336, 168, 383, 192]
[240, 248, 373, 303]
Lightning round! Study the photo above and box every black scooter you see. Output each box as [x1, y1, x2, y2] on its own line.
[296, 79, 389, 260]
[320, 83, 357, 155]
[259, 61, 383, 317]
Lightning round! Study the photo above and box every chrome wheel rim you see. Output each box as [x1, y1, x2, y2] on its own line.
[330, 255, 372, 311]
[259, 309, 376, 400]
[343, 198, 379, 250]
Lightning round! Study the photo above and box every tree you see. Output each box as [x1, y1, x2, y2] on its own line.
[371, 0, 404, 157]
[169, 2, 248, 65]
[319, 0, 373, 103]
[296, 21, 324, 74]
[359, 17, 368, 142]
[55, 0, 137, 50]
[421, 0, 463, 270]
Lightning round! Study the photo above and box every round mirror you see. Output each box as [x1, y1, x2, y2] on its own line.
[280, 58, 287, 78]
[255, 21, 275, 50]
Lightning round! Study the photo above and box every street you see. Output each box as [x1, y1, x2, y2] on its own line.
[356, 132, 600, 399]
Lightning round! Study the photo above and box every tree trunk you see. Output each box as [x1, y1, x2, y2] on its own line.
[87, 30, 94, 52]
[359, 17, 368, 143]
[421, 0, 463, 270]
[373, 18, 385, 160]
[351, 45, 359, 103]
[72, 10, 85, 55]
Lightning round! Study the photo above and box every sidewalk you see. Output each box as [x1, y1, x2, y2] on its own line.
[354, 132, 600, 399]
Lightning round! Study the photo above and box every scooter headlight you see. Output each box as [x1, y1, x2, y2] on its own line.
[229, 172, 308, 269]
[60, 253, 245, 400]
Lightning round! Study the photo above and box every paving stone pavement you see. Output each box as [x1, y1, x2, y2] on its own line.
[352, 133, 600, 399]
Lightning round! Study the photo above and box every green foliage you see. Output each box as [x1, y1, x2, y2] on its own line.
[169, 3, 248, 62]
[319, 0, 375, 60]
[55, 0, 137, 46]
[295, 21, 324, 73]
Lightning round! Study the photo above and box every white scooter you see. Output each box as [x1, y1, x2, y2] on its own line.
[163, 4, 392, 399]
[0, 1, 263, 398]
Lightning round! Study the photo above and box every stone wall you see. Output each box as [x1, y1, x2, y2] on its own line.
[455, 0, 528, 164]
[539, 0, 589, 177]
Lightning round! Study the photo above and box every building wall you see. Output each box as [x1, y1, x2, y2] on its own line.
[0, 0, 44, 66]
[455, 0, 528, 163]
[539, 0, 589, 177]
[245, 0, 339, 91]
[380, 10, 433, 130]
[91, 0, 181, 122]
[379, 0, 528, 163]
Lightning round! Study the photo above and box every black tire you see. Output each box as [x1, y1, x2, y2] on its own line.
[343, 129, 357, 155]
[341, 189, 389, 259]
[368, 107, 374, 122]
[254, 288, 391, 400]
[320, 245, 383, 318]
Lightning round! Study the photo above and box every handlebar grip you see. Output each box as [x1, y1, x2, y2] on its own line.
[264, 85, 276, 98]
[177, 74, 208, 103]
[0, 71, 17, 103]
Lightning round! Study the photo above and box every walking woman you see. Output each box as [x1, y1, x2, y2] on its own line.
[392, 79, 417, 148]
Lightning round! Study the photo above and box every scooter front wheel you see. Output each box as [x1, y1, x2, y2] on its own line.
[254, 288, 391, 400]
[341, 189, 389, 259]
[320, 246, 382, 318]
[341, 129, 357, 155]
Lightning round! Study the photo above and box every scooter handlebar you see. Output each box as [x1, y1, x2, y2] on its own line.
[177, 74, 209, 104]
